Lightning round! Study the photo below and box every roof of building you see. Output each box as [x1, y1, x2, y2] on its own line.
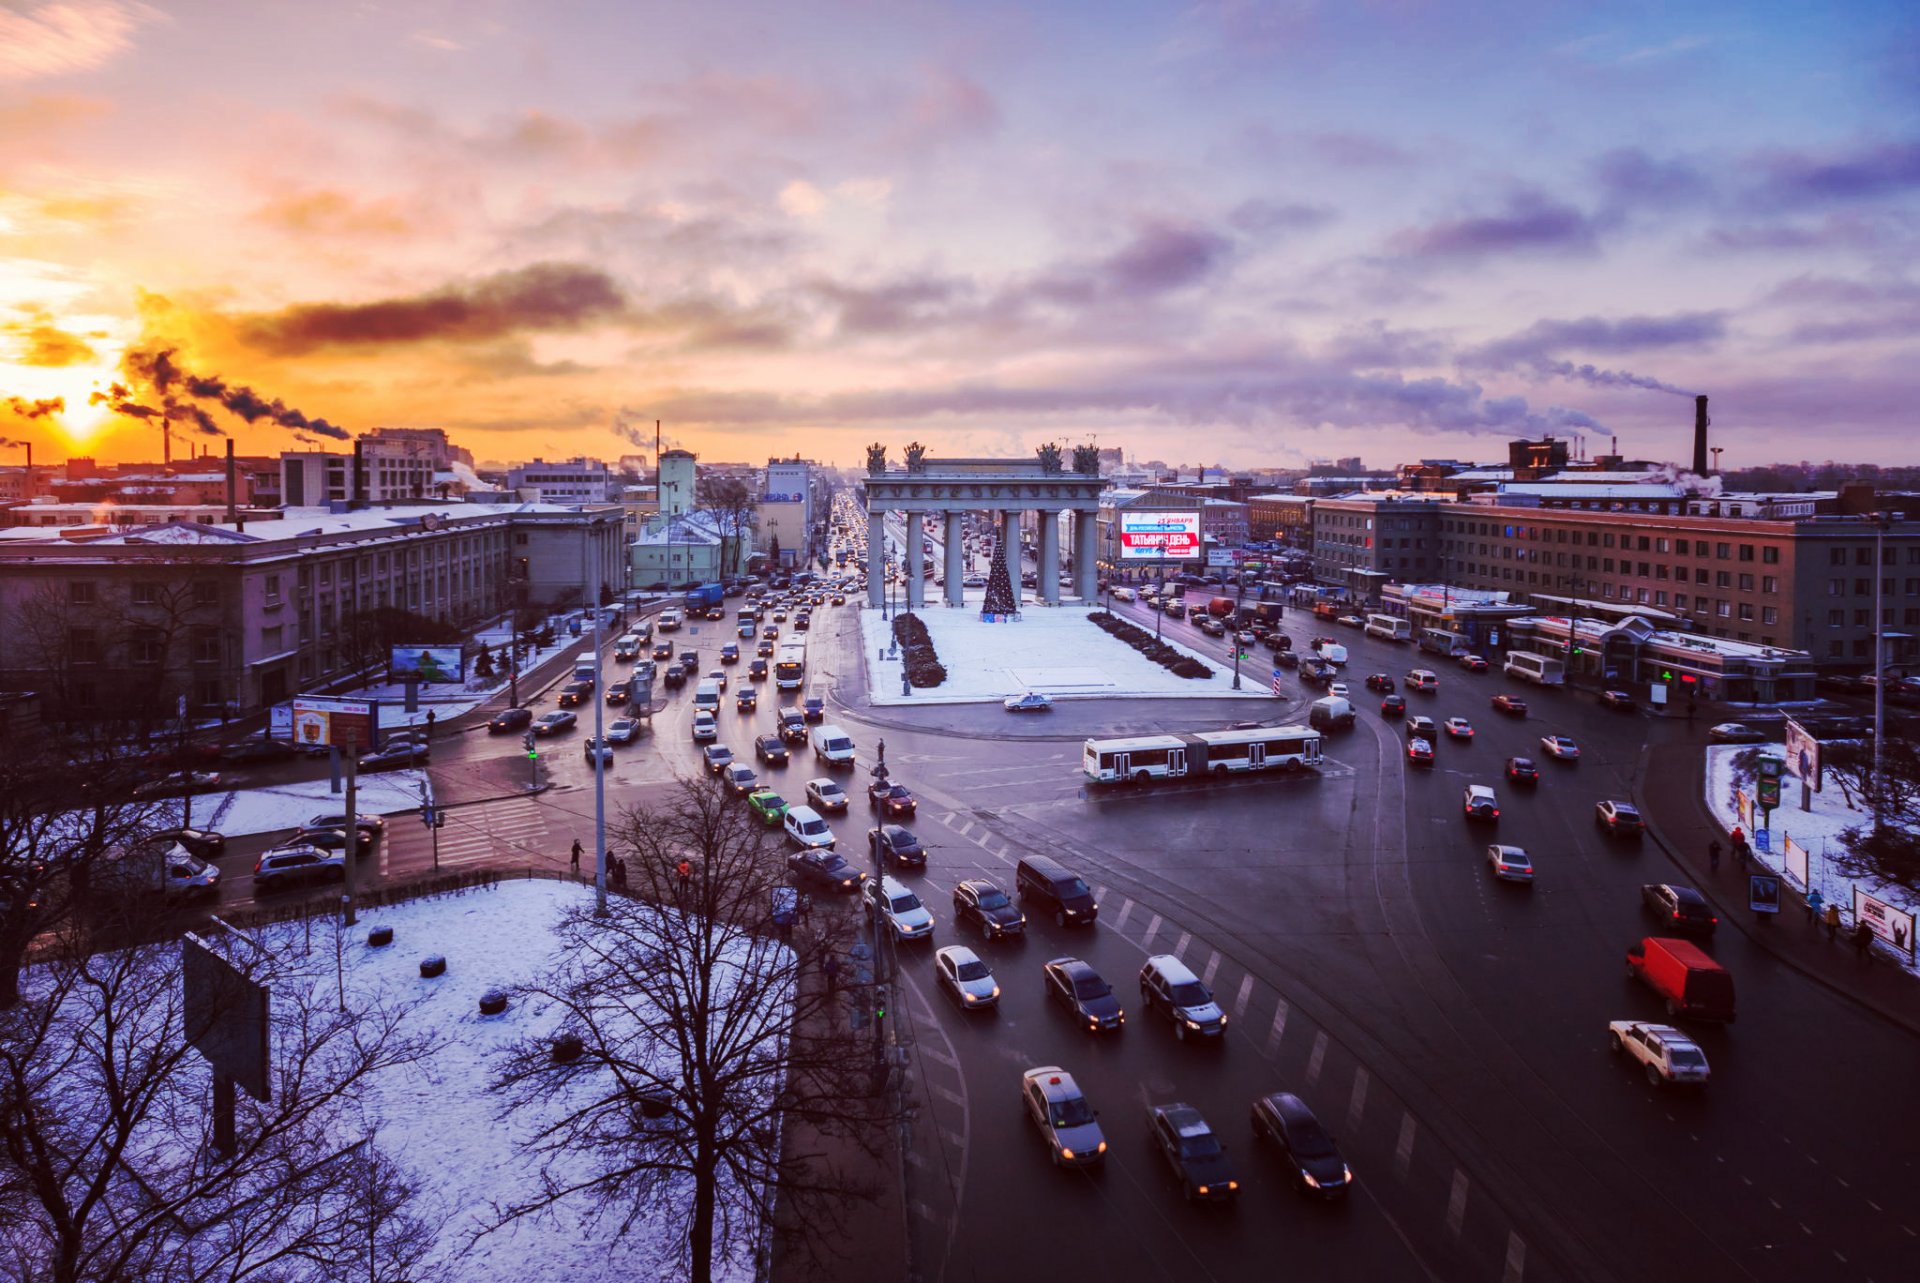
[1495, 482, 1689, 500]
[631, 510, 748, 547]
[0, 502, 617, 551]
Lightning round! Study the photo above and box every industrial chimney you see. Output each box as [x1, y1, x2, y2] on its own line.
[1693, 395, 1710, 475]
[224, 439, 238, 524]
[351, 437, 365, 508]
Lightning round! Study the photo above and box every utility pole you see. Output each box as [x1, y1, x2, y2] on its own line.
[587, 528, 608, 916]
[341, 740, 359, 927]
[1871, 512, 1888, 835]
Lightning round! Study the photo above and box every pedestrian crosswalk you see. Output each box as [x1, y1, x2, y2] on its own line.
[389, 795, 555, 871]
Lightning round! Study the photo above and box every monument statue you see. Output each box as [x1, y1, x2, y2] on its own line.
[1036, 442, 1063, 475]
[1073, 443, 1101, 475]
[866, 443, 887, 475]
[905, 441, 928, 473]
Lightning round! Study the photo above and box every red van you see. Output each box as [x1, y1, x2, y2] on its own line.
[1626, 937, 1736, 1022]
[1207, 596, 1236, 617]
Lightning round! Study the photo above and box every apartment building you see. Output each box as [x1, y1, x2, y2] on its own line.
[505, 457, 613, 504]
[1311, 494, 1444, 594]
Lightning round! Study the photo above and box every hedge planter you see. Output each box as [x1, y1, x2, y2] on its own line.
[1087, 611, 1213, 680]
[478, 988, 509, 1016]
[892, 613, 947, 688]
[419, 955, 447, 979]
[367, 925, 394, 947]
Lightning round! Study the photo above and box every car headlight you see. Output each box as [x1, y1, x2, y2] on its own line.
[1227, 1180, 1239, 1190]
[1060, 1147, 1074, 1160]
[1341, 1164, 1352, 1182]
[1197, 1185, 1210, 1196]
[1096, 1141, 1107, 1154]
[990, 986, 1001, 998]
[1302, 1171, 1321, 1188]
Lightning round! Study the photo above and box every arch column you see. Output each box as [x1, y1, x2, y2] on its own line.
[1038, 511, 1061, 604]
[905, 512, 924, 609]
[1074, 508, 1099, 600]
[867, 509, 885, 608]
[944, 511, 965, 606]
[1001, 509, 1022, 606]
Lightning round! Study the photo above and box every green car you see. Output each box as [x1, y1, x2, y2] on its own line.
[746, 789, 789, 827]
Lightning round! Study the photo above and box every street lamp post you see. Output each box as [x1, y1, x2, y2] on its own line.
[1231, 578, 1245, 690]
[1871, 512, 1888, 835]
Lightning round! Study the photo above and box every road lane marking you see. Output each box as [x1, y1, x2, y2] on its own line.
[1113, 899, 1135, 930]
[1172, 931, 1191, 962]
[1446, 1169, 1469, 1237]
[957, 820, 975, 837]
[1306, 1030, 1328, 1085]
[1143, 913, 1163, 945]
[1347, 1067, 1369, 1131]
[1200, 951, 1221, 988]
[1232, 973, 1253, 1019]
[1503, 1231, 1526, 1283]
[919, 1044, 959, 1070]
[1395, 1114, 1417, 1179]
[1264, 1001, 1289, 1057]
[931, 1083, 965, 1109]
[1094, 885, 1109, 905]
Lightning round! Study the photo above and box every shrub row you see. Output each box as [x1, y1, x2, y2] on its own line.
[1088, 611, 1213, 679]
[893, 613, 948, 688]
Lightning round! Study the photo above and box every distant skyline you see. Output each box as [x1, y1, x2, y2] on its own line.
[3, 0, 1918, 470]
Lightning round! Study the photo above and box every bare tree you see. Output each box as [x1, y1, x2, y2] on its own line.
[485, 780, 891, 1283]
[0, 922, 442, 1283]
[1825, 733, 1920, 889]
[695, 476, 756, 578]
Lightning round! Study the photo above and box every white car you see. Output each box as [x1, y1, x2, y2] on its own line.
[1608, 1020, 1711, 1086]
[1539, 734, 1581, 760]
[1004, 691, 1053, 713]
[1110, 587, 1136, 602]
[783, 804, 835, 849]
[1329, 681, 1350, 698]
[864, 875, 934, 942]
[1462, 784, 1500, 822]
[805, 777, 849, 813]
[605, 717, 642, 744]
[1022, 1066, 1107, 1167]
[1485, 844, 1533, 884]
[691, 712, 718, 742]
[934, 945, 1000, 1009]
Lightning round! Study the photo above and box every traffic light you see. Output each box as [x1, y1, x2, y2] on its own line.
[523, 731, 538, 759]
[1571, 642, 1583, 656]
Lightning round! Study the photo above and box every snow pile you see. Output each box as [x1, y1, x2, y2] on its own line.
[203, 770, 429, 837]
[858, 604, 1271, 704]
[1705, 744, 1919, 977]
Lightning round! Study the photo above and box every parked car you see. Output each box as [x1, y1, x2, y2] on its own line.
[1045, 957, 1124, 1031]
[1251, 1093, 1351, 1198]
[132, 770, 223, 799]
[1608, 1019, 1711, 1086]
[1595, 799, 1644, 839]
[935, 945, 1000, 1009]
[217, 734, 298, 764]
[953, 878, 1025, 938]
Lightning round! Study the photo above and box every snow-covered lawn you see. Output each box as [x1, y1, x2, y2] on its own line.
[859, 604, 1272, 704]
[201, 770, 430, 837]
[1705, 744, 1918, 977]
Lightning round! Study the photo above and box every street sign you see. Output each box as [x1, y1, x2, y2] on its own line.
[1270, 668, 1284, 696]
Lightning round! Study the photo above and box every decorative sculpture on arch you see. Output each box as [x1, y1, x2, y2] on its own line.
[905, 441, 928, 473]
[866, 443, 888, 475]
[1036, 442, 1063, 475]
[1073, 443, 1101, 475]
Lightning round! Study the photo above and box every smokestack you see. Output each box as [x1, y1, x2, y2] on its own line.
[1693, 395, 1710, 475]
[225, 439, 238, 524]
[352, 437, 365, 508]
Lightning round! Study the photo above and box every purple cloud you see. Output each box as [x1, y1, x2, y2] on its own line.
[1099, 222, 1234, 294]
[1227, 198, 1335, 235]
[1460, 312, 1723, 398]
[1591, 147, 1713, 206]
[1759, 138, 1920, 205]
[1391, 192, 1602, 258]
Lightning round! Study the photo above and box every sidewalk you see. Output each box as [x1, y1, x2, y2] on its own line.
[1637, 726, 1920, 1038]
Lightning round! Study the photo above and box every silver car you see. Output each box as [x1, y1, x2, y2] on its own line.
[935, 945, 1000, 1009]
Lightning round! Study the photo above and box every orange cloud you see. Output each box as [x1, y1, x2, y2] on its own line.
[252, 189, 419, 239]
[0, 1, 159, 82]
[3, 307, 100, 366]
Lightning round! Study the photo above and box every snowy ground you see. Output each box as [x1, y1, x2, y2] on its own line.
[199, 770, 431, 837]
[858, 602, 1273, 704]
[1705, 745, 1918, 976]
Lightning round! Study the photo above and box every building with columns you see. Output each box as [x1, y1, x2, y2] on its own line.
[859, 449, 1107, 611]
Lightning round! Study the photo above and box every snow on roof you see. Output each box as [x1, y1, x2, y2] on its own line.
[1497, 482, 1688, 500]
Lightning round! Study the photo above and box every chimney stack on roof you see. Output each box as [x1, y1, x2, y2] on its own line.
[1693, 395, 1710, 475]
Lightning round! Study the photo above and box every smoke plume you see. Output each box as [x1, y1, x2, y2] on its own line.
[117, 348, 352, 440]
[5, 395, 65, 420]
[1530, 359, 1695, 397]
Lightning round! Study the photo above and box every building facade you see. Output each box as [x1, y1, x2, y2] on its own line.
[1246, 493, 1315, 548]
[658, 449, 697, 517]
[757, 458, 814, 566]
[1311, 495, 1445, 597]
[505, 457, 612, 504]
[630, 510, 748, 587]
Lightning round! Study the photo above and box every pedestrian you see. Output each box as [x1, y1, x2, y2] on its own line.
[612, 857, 628, 891]
[1708, 839, 1722, 873]
[823, 953, 840, 994]
[1806, 888, 1824, 925]
[570, 838, 583, 873]
[1823, 901, 1842, 942]
[1853, 920, 1873, 962]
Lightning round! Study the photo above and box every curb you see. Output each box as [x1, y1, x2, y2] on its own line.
[1633, 735, 1920, 1040]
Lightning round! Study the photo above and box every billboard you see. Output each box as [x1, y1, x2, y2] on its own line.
[389, 645, 465, 683]
[1205, 547, 1236, 568]
[290, 696, 379, 751]
[183, 933, 271, 1102]
[1117, 510, 1202, 562]
[1783, 716, 1824, 790]
[1784, 836, 1809, 889]
[1854, 888, 1915, 957]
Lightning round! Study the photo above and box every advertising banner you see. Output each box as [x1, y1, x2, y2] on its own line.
[1206, 548, 1236, 568]
[1784, 836, 1809, 889]
[1118, 511, 1202, 562]
[1736, 787, 1753, 831]
[1853, 888, 1915, 957]
[389, 645, 465, 683]
[1783, 716, 1823, 790]
[290, 696, 379, 751]
[1749, 874, 1781, 915]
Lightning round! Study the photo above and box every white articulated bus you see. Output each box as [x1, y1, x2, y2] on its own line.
[774, 639, 808, 690]
[1503, 651, 1567, 686]
[1082, 726, 1323, 785]
[1365, 614, 1412, 642]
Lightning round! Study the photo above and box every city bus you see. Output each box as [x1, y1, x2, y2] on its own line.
[1503, 651, 1566, 686]
[1418, 628, 1471, 657]
[774, 639, 808, 690]
[1365, 614, 1412, 642]
[1082, 726, 1323, 785]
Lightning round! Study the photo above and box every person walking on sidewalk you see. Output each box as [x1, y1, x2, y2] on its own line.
[1824, 901, 1842, 941]
[1708, 839, 1722, 873]
[823, 953, 840, 995]
[1853, 920, 1873, 962]
[570, 838, 583, 873]
[1806, 888, 1824, 926]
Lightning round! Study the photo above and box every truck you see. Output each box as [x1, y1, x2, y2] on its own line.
[93, 839, 221, 903]
[1626, 937, 1736, 1023]
[685, 582, 726, 613]
[1239, 601, 1286, 628]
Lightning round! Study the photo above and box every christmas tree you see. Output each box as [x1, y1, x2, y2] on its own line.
[980, 521, 1019, 619]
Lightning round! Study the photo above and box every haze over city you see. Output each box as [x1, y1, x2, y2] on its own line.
[3, 0, 1918, 469]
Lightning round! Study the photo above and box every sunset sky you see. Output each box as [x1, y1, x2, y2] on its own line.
[2, 0, 1917, 471]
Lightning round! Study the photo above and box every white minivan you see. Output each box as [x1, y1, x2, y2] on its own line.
[812, 724, 856, 765]
[783, 804, 835, 849]
[692, 679, 722, 713]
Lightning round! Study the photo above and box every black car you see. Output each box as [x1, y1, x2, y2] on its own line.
[487, 706, 533, 734]
[1505, 756, 1540, 785]
[736, 688, 758, 712]
[749, 659, 769, 681]
[652, 640, 674, 661]
[870, 824, 925, 869]
[803, 697, 825, 723]
[1641, 883, 1718, 935]
[1274, 650, 1299, 669]
[358, 736, 428, 772]
[217, 735, 297, 764]
[953, 879, 1025, 938]
[1365, 673, 1395, 693]
[150, 826, 227, 859]
[605, 681, 631, 705]
[1252, 1092, 1351, 1197]
[787, 848, 865, 893]
[295, 826, 369, 861]
[721, 643, 741, 664]
[557, 681, 593, 708]
[1147, 1103, 1238, 1201]
[778, 711, 809, 745]
[1379, 694, 1407, 717]
[1044, 957, 1124, 1032]
[662, 665, 689, 689]
[755, 734, 790, 765]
